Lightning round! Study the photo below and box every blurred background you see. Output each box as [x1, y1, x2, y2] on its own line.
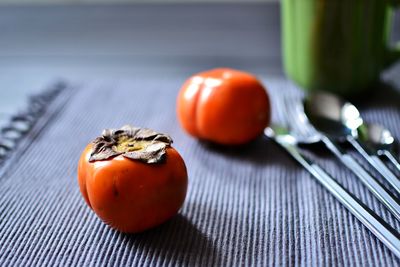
[0, 0, 399, 127]
[0, 0, 282, 126]
[0, 0, 276, 3]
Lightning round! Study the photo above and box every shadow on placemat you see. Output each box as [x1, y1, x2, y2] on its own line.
[117, 214, 221, 265]
[197, 136, 296, 166]
[355, 80, 400, 110]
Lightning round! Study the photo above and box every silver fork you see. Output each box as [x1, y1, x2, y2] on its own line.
[283, 95, 400, 222]
[265, 98, 400, 258]
[265, 126, 400, 258]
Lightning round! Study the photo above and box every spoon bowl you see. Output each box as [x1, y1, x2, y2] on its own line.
[304, 91, 400, 194]
[360, 123, 399, 156]
[360, 123, 400, 172]
[305, 91, 399, 157]
[304, 91, 363, 140]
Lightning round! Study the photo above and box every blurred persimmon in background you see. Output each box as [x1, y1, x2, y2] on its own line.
[177, 68, 271, 145]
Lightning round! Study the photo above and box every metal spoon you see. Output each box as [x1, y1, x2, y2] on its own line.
[265, 125, 400, 258]
[360, 123, 400, 173]
[304, 91, 400, 195]
[284, 96, 400, 221]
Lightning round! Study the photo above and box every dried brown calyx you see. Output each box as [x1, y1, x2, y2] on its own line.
[89, 125, 173, 164]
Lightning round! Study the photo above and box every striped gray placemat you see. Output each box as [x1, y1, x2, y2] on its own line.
[0, 77, 399, 266]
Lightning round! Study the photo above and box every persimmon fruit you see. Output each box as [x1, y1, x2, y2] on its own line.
[177, 68, 271, 145]
[78, 125, 188, 233]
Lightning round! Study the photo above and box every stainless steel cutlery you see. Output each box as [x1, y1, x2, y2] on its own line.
[304, 91, 400, 194]
[265, 91, 400, 258]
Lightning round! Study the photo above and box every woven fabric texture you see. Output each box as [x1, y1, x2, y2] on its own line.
[0, 76, 399, 266]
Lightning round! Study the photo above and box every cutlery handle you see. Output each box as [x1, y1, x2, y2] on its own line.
[321, 136, 400, 221]
[347, 137, 400, 195]
[272, 137, 400, 258]
[382, 150, 400, 173]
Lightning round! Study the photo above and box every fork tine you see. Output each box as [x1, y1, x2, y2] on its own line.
[282, 96, 296, 131]
[285, 95, 319, 138]
[292, 97, 316, 136]
[283, 94, 400, 221]
[274, 93, 289, 128]
[270, 96, 400, 257]
[284, 96, 308, 136]
[298, 100, 320, 137]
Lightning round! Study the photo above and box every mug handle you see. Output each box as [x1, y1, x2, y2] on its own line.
[385, 1, 400, 68]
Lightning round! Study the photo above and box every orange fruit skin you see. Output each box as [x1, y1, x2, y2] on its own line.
[78, 144, 188, 233]
[177, 68, 271, 145]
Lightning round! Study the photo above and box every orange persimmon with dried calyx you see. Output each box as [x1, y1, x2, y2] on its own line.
[78, 125, 188, 233]
[177, 68, 271, 145]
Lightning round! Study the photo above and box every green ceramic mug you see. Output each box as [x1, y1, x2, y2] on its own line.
[282, 0, 400, 97]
